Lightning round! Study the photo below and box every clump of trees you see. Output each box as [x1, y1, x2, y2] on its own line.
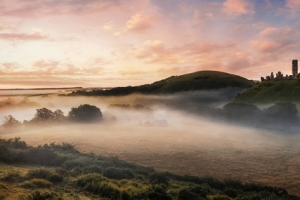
[68, 104, 102, 122]
[1, 104, 103, 129]
[2, 115, 21, 129]
[220, 102, 299, 132]
[29, 108, 65, 124]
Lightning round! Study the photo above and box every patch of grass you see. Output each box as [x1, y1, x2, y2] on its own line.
[20, 179, 52, 189]
[0, 171, 24, 183]
[232, 79, 300, 104]
[0, 138, 299, 199]
[27, 190, 62, 200]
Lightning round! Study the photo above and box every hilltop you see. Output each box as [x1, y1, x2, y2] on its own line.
[231, 79, 300, 104]
[67, 71, 254, 96]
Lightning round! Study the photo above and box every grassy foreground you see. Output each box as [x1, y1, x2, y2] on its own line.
[0, 137, 298, 200]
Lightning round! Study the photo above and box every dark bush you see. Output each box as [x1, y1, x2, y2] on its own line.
[48, 174, 63, 183]
[148, 187, 172, 200]
[76, 174, 105, 188]
[76, 174, 121, 199]
[0, 171, 24, 183]
[121, 191, 131, 200]
[68, 104, 103, 122]
[178, 186, 209, 200]
[27, 148, 61, 166]
[103, 167, 134, 180]
[224, 188, 239, 198]
[149, 173, 169, 185]
[26, 169, 52, 180]
[178, 189, 199, 200]
[28, 191, 62, 200]
[63, 160, 86, 170]
[223, 179, 243, 190]
[263, 102, 298, 124]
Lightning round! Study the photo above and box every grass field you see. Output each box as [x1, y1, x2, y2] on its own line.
[2, 115, 300, 196]
[231, 79, 300, 104]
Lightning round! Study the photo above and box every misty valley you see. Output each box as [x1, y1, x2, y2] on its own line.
[1, 87, 300, 200]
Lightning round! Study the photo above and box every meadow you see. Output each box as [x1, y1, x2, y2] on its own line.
[0, 90, 300, 199]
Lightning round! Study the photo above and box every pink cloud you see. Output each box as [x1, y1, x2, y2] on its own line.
[259, 27, 294, 38]
[0, 28, 47, 41]
[0, 0, 121, 17]
[126, 13, 154, 33]
[223, 0, 254, 16]
[0, 32, 46, 41]
[134, 40, 183, 64]
[250, 40, 280, 52]
[286, 0, 300, 8]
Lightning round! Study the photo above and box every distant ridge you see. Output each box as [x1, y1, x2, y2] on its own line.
[66, 70, 254, 96]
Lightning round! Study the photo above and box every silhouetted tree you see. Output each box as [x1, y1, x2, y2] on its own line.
[223, 103, 261, 125]
[2, 115, 21, 128]
[31, 108, 56, 124]
[263, 102, 298, 124]
[68, 104, 102, 122]
[54, 109, 65, 122]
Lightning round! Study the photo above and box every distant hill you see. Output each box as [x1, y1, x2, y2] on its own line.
[231, 79, 300, 104]
[67, 71, 254, 96]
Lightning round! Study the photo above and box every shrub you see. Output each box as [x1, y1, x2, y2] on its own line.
[0, 171, 24, 183]
[97, 183, 121, 200]
[76, 174, 121, 199]
[26, 169, 63, 183]
[48, 174, 63, 183]
[28, 191, 62, 200]
[178, 186, 210, 200]
[68, 104, 103, 122]
[27, 147, 62, 166]
[20, 179, 52, 189]
[148, 187, 172, 200]
[103, 167, 134, 180]
[76, 174, 106, 188]
[149, 173, 169, 185]
[224, 188, 239, 198]
[26, 169, 52, 180]
[178, 189, 199, 200]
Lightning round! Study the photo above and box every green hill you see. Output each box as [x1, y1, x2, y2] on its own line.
[231, 79, 300, 104]
[68, 71, 254, 96]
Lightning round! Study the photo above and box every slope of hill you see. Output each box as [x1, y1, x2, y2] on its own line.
[231, 79, 300, 104]
[67, 71, 254, 96]
[0, 137, 298, 199]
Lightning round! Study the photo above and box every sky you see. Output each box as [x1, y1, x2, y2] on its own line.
[0, 0, 300, 88]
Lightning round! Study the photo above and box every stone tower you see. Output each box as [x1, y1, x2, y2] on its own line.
[292, 59, 298, 77]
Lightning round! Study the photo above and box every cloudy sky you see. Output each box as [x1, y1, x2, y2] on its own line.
[0, 0, 299, 88]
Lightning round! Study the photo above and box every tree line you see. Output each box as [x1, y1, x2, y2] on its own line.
[1, 104, 103, 129]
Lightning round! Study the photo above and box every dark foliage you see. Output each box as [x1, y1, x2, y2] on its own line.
[103, 167, 134, 180]
[263, 102, 298, 124]
[29, 108, 65, 124]
[68, 104, 103, 122]
[222, 103, 261, 125]
[178, 186, 210, 200]
[148, 187, 172, 200]
[26, 169, 63, 183]
[28, 191, 62, 200]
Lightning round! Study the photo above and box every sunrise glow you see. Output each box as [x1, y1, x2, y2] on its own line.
[0, 0, 299, 88]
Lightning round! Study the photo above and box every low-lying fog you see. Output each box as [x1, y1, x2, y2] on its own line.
[1, 89, 300, 195]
